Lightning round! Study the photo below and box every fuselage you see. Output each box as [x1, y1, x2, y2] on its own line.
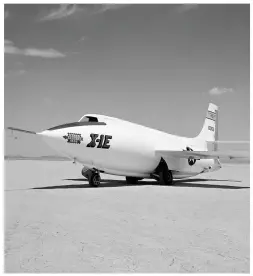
[38, 114, 220, 179]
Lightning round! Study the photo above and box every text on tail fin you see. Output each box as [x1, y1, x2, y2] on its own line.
[197, 103, 218, 144]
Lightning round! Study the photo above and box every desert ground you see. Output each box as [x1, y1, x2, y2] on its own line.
[4, 160, 250, 273]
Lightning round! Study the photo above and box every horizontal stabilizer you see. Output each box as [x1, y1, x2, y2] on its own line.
[156, 150, 249, 160]
[7, 127, 37, 135]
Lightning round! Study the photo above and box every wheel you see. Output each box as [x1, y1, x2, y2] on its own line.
[159, 170, 173, 185]
[89, 173, 101, 187]
[159, 162, 173, 185]
[126, 176, 139, 184]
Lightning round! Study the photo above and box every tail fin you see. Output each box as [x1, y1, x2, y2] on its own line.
[197, 103, 218, 147]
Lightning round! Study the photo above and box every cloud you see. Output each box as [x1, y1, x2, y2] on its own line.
[5, 69, 26, 78]
[38, 4, 129, 21]
[38, 4, 81, 22]
[23, 48, 65, 58]
[4, 39, 66, 58]
[175, 4, 199, 14]
[4, 39, 13, 45]
[5, 61, 27, 78]
[209, 87, 234, 96]
[78, 36, 88, 42]
[5, 10, 9, 19]
[93, 4, 129, 14]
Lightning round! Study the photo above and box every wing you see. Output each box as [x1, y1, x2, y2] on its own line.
[155, 150, 250, 160]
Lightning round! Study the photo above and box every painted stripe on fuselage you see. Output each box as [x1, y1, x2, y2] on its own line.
[47, 122, 106, 131]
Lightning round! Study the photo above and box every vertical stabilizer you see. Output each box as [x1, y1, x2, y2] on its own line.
[197, 103, 218, 145]
[196, 103, 221, 170]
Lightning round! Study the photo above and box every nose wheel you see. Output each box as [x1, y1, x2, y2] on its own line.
[81, 167, 101, 187]
[89, 172, 101, 187]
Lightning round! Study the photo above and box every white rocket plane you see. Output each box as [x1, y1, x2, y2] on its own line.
[8, 103, 248, 187]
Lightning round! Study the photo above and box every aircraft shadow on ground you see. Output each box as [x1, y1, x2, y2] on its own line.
[31, 177, 249, 190]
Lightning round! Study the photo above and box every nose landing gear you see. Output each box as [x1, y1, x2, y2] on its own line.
[89, 173, 101, 187]
[81, 167, 101, 187]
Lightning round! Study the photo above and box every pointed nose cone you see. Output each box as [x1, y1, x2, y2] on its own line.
[37, 129, 65, 153]
[37, 130, 60, 138]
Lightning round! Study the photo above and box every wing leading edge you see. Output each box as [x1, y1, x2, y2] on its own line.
[155, 150, 250, 160]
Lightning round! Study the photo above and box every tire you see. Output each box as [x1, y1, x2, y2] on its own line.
[89, 173, 101, 187]
[126, 176, 139, 184]
[159, 163, 173, 185]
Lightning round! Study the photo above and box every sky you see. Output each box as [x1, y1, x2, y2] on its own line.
[4, 4, 250, 156]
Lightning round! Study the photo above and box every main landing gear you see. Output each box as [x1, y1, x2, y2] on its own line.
[152, 158, 174, 185]
[81, 167, 101, 187]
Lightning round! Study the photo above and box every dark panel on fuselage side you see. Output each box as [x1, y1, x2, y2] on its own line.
[47, 122, 106, 131]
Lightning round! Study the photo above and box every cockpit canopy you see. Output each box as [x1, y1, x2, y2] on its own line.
[79, 115, 99, 123]
[47, 114, 107, 131]
[78, 114, 120, 125]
